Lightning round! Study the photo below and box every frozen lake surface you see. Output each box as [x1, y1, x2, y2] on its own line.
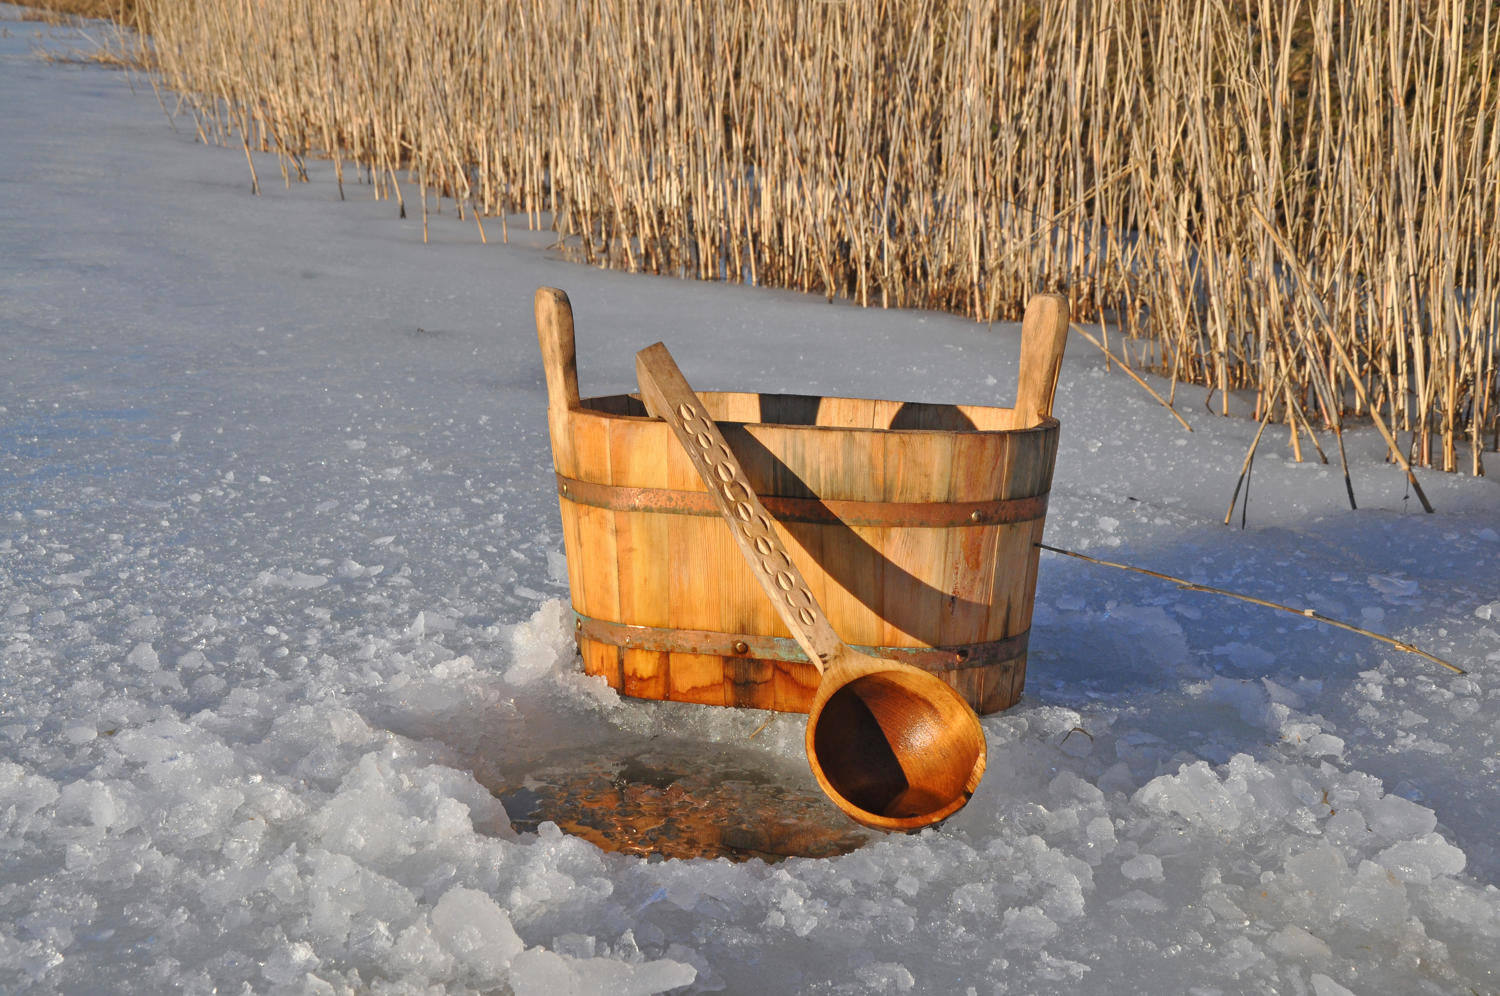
[3, 8, 1499, 993]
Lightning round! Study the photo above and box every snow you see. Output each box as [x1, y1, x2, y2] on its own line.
[3, 8, 1500, 994]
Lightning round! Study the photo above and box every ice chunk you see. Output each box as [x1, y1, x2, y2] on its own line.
[1268, 925, 1332, 960]
[1049, 770, 1104, 806]
[125, 642, 160, 671]
[1367, 574, 1419, 602]
[1218, 935, 1267, 974]
[431, 887, 524, 979]
[56, 780, 131, 830]
[1374, 832, 1466, 884]
[1085, 816, 1117, 849]
[303, 849, 417, 939]
[406, 609, 455, 640]
[1120, 853, 1163, 882]
[1258, 678, 1304, 708]
[255, 568, 329, 589]
[1367, 792, 1437, 843]
[63, 724, 96, 745]
[1303, 733, 1345, 759]
[391, 920, 454, 977]
[507, 949, 576, 995]
[0, 763, 60, 835]
[125, 615, 162, 638]
[1106, 890, 1167, 913]
[260, 940, 320, 986]
[1280, 844, 1350, 908]
[950, 881, 997, 915]
[999, 906, 1059, 949]
[1210, 642, 1276, 672]
[1134, 761, 1244, 833]
[1310, 973, 1358, 996]
[546, 549, 569, 585]
[1192, 676, 1272, 728]
[1344, 860, 1411, 934]
[506, 599, 578, 686]
[854, 962, 916, 992]
[508, 947, 696, 996]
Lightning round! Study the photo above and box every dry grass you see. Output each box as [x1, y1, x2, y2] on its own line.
[10, 0, 137, 23]
[112, 0, 1500, 473]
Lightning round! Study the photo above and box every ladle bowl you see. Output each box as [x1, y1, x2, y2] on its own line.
[807, 661, 987, 829]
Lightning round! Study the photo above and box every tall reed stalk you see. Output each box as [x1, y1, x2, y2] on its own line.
[130, 0, 1499, 474]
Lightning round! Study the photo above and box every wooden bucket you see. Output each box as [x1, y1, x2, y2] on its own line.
[536, 288, 1065, 716]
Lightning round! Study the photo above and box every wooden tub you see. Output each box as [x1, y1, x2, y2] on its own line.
[535, 287, 1066, 715]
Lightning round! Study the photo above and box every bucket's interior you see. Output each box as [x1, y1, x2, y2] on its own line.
[579, 390, 1041, 433]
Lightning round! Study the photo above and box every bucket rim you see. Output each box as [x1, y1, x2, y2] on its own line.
[571, 389, 1061, 439]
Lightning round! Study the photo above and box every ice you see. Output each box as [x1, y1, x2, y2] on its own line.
[506, 599, 578, 686]
[260, 940, 320, 986]
[1310, 975, 1358, 996]
[1210, 642, 1277, 672]
[1375, 833, 1466, 885]
[1367, 574, 1421, 601]
[62, 724, 96, 745]
[853, 961, 916, 991]
[55, 780, 130, 830]
[1000, 905, 1060, 948]
[255, 568, 330, 590]
[1120, 853, 1164, 882]
[125, 641, 160, 671]
[0, 763, 60, 835]
[509, 947, 696, 996]
[1366, 793, 1438, 843]
[430, 886, 524, 979]
[1134, 760, 1248, 833]
[1267, 925, 1333, 961]
[3, 12, 1500, 994]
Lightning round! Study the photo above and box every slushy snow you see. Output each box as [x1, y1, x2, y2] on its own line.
[3, 9, 1499, 994]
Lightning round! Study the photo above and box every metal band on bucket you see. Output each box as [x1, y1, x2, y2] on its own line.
[572, 612, 1029, 673]
[556, 474, 1048, 528]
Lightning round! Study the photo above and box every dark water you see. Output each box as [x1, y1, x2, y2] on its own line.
[494, 739, 873, 862]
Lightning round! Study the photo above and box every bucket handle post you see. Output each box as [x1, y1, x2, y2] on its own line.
[535, 287, 581, 412]
[1015, 293, 1070, 424]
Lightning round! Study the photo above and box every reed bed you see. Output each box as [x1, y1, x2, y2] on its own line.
[128, 0, 1498, 473]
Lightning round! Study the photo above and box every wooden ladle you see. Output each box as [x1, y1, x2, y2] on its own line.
[635, 343, 987, 832]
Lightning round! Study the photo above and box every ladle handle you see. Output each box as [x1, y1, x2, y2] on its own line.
[635, 342, 843, 674]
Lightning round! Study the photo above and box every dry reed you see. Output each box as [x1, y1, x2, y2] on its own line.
[124, 0, 1498, 474]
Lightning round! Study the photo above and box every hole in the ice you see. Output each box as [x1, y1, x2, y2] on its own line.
[492, 738, 874, 863]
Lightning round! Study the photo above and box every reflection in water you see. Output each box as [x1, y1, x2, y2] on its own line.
[494, 739, 873, 862]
